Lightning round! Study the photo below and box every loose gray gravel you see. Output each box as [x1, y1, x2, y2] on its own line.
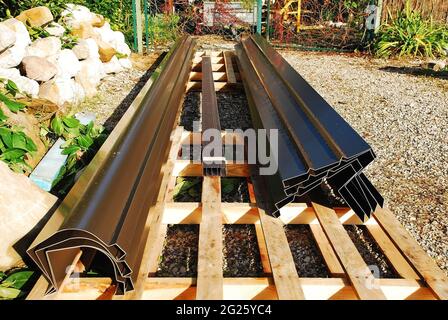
[282, 50, 448, 275]
[284, 225, 330, 277]
[345, 225, 399, 278]
[223, 224, 263, 277]
[72, 54, 161, 132]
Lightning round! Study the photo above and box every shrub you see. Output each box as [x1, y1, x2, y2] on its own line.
[375, 0, 448, 58]
[146, 14, 181, 46]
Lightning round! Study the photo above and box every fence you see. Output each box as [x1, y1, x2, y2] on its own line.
[381, 0, 448, 23]
[132, 0, 448, 52]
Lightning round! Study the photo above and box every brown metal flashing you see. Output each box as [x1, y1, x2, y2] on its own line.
[201, 56, 226, 176]
[27, 36, 196, 295]
[236, 35, 383, 219]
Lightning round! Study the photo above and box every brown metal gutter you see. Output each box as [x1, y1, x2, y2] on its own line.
[236, 35, 383, 219]
[28, 36, 196, 295]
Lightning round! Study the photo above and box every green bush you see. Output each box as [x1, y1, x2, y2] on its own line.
[375, 1, 448, 58]
[0, 79, 37, 174]
[146, 14, 181, 46]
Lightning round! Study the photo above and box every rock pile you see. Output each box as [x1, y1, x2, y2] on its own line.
[0, 4, 132, 106]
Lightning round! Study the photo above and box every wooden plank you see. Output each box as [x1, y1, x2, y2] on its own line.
[186, 81, 243, 92]
[192, 63, 225, 72]
[255, 224, 272, 275]
[193, 56, 223, 64]
[224, 51, 237, 84]
[373, 207, 448, 300]
[258, 209, 305, 299]
[172, 161, 250, 177]
[196, 176, 223, 299]
[309, 224, 345, 277]
[47, 276, 435, 300]
[141, 277, 435, 300]
[194, 51, 223, 57]
[189, 72, 241, 82]
[312, 202, 386, 300]
[181, 131, 245, 146]
[366, 223, 420, 280]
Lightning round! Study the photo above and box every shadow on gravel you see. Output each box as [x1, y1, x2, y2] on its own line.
[379, 66, 448, 80]
[102, 52, 167, 131]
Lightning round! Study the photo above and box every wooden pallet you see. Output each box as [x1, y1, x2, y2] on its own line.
[26, 51, 448, 300]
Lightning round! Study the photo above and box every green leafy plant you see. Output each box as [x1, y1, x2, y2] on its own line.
[25, 22, 51, 41]
[173, 177, 201, 201]
[0, 269, 34, 300]
[147, 14, 181, 46]
[115, 52, 128, 59]
[0, 79, 37, 173]
[47, 114, 107, 196]
[375, 0, 448, 58]
[60, 27, 79, 49]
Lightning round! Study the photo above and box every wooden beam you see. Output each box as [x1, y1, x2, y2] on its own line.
[192, 63, 225, 72]
[189, 72, 241, 82]
[373, 207, 448, 300]
[365, 223, 420, 280]
[172, 160, 250, 177]
[194, 51, 223, 57]
[196, 176, 223, 299]
[141, 277, 435, 300]
[312, 203, 386, 300]
[224, 51, 237, 84]
[258, 209, 305, 299]
[187, 81, 243, 92]
[309, 224, 345, 277]
[193, 56, 223, 64]
[180, 131, 246, 146]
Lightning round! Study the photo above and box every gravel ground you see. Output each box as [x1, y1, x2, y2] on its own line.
[156, 225, 199, 277]
[284, 225, 330, 277]
[72, 53, 161, 131]
[179, 91, 201, 131]
[345, 225, 399, 278]
[223, 225, 263, 277]
[217, 92, 253, 130]
[281, 50, 448, 274]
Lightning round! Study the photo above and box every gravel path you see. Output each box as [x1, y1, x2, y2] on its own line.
[282, 50, 448, 275]
[72, 53, 161, 131]
[284, 225, 330, 277]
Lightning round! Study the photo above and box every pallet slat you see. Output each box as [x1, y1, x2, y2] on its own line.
[313, 202, 387, 300]
[373, 207, 448, 300]
[196, 176, 223, 299]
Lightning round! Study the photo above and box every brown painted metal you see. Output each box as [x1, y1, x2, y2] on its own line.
[236, 34, 383, 219]
[28, 36, 196, 295]
[201, 56, 226, 176]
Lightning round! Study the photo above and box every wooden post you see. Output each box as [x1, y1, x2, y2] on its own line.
[375, 0, 383, 32]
